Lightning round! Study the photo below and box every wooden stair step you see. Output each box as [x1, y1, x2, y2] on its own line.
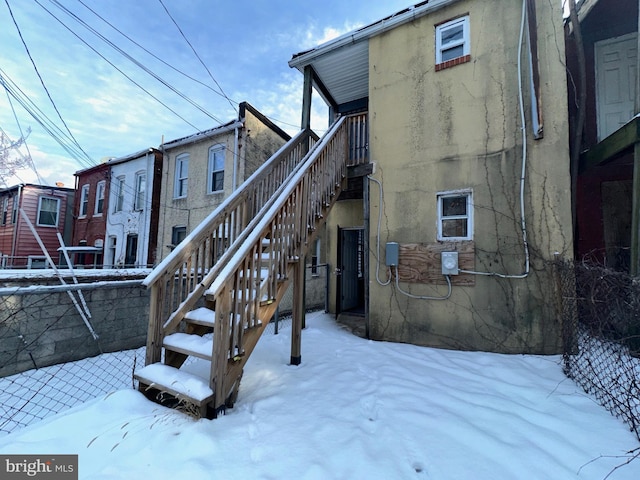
[184, 307, 216, 328]
[164, 333, 213, 360]
[135, 363, 214, 405]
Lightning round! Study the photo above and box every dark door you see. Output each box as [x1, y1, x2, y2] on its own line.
[125, 234, 138, 267]
[337, 228, 363, 313]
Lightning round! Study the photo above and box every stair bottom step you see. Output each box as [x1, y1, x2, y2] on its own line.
[135, 363, 213, 404]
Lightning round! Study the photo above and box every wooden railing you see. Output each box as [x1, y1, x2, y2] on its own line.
[143, 129, 319, 365]
[206, 114, 357, 410]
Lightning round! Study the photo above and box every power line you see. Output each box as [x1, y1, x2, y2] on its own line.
[4, 0, 94, 167]
[157, 0, 238, 114]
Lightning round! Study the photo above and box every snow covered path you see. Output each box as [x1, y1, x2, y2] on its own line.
[0, 312, 638, 479]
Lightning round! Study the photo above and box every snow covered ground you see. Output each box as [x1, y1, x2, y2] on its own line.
[0, 311, 639, 479]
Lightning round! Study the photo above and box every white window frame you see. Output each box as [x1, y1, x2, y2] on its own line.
[207, 145, 225, 194]
[36, 196, 60, 227]
[94, 180, 105, 215]
[79, 184, 90, 218]
[174, 154, 189, 199]
[107, 235, 117, 268]
[134, 172, 146, 211]
[437, 189, 473, 241]
[435, 16, 470, 64]
[114, 176, 125, 213]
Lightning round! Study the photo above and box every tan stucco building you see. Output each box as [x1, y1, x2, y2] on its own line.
[290, 0, 573, 353]
[156, 102, 290, 262]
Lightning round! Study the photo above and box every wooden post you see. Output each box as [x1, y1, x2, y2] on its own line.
[211, 282, 232, 415]
[301, 65, 313, 131]
[363, 172, 370, 339]
[290, 256, 305, 365]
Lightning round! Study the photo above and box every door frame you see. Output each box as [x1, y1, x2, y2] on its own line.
[336, 226, 365, 315]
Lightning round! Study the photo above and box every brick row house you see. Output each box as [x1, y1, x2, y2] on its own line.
[0, 183, 75, 268]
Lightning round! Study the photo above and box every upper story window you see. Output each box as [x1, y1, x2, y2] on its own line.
[437, 190, 473, 241]
[174, 154, 189, 199]
[435, 16, 470, 70]
[114, 176, 125, 213]
[1, 197, 8, 225]
[37, 196, 60, 227]
[95, 181, 105, 215]
[208, 146, 225, 193]
[134, 172, 146, 211]
[79, 184, 90, 217]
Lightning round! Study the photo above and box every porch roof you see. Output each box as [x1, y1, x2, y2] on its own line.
[288, 0, 460, 107]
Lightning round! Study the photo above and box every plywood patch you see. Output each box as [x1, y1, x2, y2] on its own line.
[396, 242, 475, 286]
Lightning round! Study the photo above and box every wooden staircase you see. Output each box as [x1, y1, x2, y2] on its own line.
[135, 114, 367, 418]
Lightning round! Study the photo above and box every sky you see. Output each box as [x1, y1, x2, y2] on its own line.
[1, 311, 639, 479]
[0, 0, 412, 189]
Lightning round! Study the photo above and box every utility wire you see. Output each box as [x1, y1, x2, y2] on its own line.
[33, 0, 202, 132]
[45, 0, 225, 125]
[157, 0, 237, 114]
[4, 0, 94, 167]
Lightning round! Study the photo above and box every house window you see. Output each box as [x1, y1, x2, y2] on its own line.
[37, 196, 60, 227]
[134, 172, 146, 211]
[437, 190, 473, 241]
[79, 184, 90, 217]
[208, 146, 225, 193]
[171, 226, 187, 249]
[95, 181, 105, 215]
[1, 197, 8, 225]
[311, 238, 321, 276]
[11, 195, 17, 224]
[107, 236, 117, 268]
[114, 176, 125, 212]
[174, 154, 189, 198]
[435, 16, 470, 68]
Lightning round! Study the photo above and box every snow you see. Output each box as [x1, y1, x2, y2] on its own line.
[1, 311, 639, 479]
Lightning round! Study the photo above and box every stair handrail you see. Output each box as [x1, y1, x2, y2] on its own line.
[144, 128, 319, 365]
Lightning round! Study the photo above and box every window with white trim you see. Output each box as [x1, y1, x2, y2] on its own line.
[114, 176, 125, 213]
[107, 236, 117, 268]
[435, 16, 470, 64]
[437, 190, 473, 241]
[79, 184, 90, 217]
[134, 172, 146, 211]
[37, 196, 60, 227]
[174, 154, 189, 198]
[95, 180, 105, 215]
[208, 146, 225, 193]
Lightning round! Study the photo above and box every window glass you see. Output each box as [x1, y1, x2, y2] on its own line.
[80, 185, 89, 217]
[438, 191, 472, 240]
[436, 16, 470, 65]
[208, 147, 225, 193]
[95, 181, 105, 214]
[175, 154, 189, 198]
[37, 197, 59, 226]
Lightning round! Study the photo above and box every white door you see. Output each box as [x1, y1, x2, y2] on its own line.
[595, 33, 637, 141]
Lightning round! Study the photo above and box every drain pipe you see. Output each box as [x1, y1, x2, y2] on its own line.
[232, 124, 241, 191]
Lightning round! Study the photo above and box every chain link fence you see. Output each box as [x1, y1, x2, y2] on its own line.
[0, 264, 328, 436]
[559, 257, 640, 441]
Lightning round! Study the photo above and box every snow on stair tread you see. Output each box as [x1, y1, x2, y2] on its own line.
[135, 363, 213, 402]
[164, 333, 212, 359]
[184, 307, 215, 326]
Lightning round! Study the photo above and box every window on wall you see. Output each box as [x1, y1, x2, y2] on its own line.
[435, 16, 470, 67]
[114, 176, 125, 212]
[107, 236, 117, 267]
[208, 146, 225, 193]
[1, 197, 8, 225]
[125, 234, 138, 267]
[95, 181, 105, 215]
[135, 172, 146, 211]
[174, 154, 189, 198]
[79, 184, 90, 217]
[437, 190, 473, 241]
[171, 226, 187, 248]
[37, 196, 60, 227]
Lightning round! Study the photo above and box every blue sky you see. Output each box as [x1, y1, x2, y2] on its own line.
[0, 0, 411, 188]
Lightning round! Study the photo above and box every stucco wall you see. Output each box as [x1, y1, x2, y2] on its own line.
[363, 0, 572, 353]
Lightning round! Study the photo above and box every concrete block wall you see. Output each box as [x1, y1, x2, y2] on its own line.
[0, 272, 149, 377]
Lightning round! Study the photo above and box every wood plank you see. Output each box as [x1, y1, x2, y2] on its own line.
[135, 363, 213, 404]
[579, 116, 640, 173]
[397, 242, 475, 286]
